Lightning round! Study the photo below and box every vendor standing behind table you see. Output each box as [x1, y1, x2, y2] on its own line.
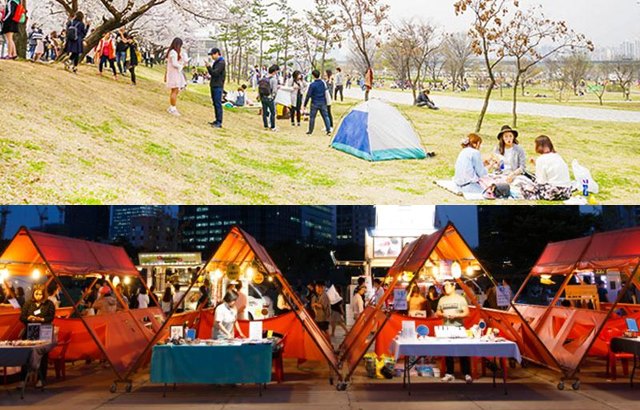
[19, 284, 56, 388]
[212, 291, 247, 339]
[436, 280, 473, 384]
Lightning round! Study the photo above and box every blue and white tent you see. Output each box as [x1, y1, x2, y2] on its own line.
[330, 100, 427, 161]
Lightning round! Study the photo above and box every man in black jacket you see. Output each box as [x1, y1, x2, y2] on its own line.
[206, 48, 226, 128]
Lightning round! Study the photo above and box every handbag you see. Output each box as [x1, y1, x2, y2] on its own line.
[12, 1, 25, 23]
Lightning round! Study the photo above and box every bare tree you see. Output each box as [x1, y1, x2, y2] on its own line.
[611, 60, 637, 101]
[546, 58, 571, 102]
[500, 5, 593, 126]
[588, 63, 609, 106]
[454, 0, 516, 132]
[330, 0, 389, 74]
[306, 0, 342, 72]
[442, 32, 473, 92]
[562, 52, 592, 96]
[389, 19, 441, 102]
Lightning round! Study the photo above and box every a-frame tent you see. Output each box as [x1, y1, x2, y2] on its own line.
[338, 223, 560, 385]
[130, 226, 343, 385]
[0, 227, 162, 391]
[511, 226, 640, 389]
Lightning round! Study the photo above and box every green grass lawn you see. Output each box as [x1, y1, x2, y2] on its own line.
[0, 61, 638, 204]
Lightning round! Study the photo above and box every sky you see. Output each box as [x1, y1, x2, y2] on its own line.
[293, 0, 640, 48]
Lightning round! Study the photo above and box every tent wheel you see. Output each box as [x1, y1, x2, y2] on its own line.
[125, 383, 133, 393]
[557, 381, 564, 390]
[109, 383, 117, 393]
[572, 380, 580, 390]
[336, 382, 348, 391]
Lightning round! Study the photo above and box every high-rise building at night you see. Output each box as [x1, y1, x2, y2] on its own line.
[110, 206, 163, 240]
[336, 206, 375, 247]
[179, 206, 336, 253]
[64, 206, 111, 241]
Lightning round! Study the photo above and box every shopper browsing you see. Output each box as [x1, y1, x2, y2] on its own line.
[312, 281, 331, 338]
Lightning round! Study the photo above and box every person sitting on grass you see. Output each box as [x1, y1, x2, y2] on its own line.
[453, 133, 489, 194]
[520, 135, 573, 201]
[415, 89, 439, 110]
[491, 125, 527, 183]
[303, 69, 332, 136]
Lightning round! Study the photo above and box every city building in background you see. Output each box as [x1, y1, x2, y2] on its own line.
[179, 206, 337, 253]
[129, 213, 178, 251]
[602, 205, 640, 230]
[110, 206, 163, 241]
[336, 206, 376, 247]
[65, 206, 110, 241]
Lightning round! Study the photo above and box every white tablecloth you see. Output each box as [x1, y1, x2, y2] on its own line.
[391, 337, 522, 363]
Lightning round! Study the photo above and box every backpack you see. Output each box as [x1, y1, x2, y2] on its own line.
[67, 21, 79, 42]
[258, 77, 272, 98]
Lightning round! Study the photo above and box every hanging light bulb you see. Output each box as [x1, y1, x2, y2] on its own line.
[0, 268, 9, 281]
[213, 269, 223, 280]
[123, 276, 131, 285]
[112, 276, 121, 286]
[246, 266, 255, 280]
[451, 262, 462, 279]
[466, 265, 476, 277]
[267, 275, 274, 282]
[31, 268, 42, 280]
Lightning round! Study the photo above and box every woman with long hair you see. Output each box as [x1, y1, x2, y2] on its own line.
[63, 11, 89, 73]
[161, 286, 173, 314]
[288, 70, 304, 127]
[453, 133, 489, 194]
[520, 135, 573, 201]
[165, 37, 188, 116]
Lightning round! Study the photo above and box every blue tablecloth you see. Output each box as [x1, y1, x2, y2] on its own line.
[150, 343, 273, 384]
[391, 337, 522, 362]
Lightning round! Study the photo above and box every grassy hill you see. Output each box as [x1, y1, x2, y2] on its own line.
[0, 60, 639, 204]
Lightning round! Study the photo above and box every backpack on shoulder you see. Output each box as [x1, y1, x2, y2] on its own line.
[258, 77, 272, 99]
[67, 21, 78, 42]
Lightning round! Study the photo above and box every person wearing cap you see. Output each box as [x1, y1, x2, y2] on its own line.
[415, 89, 439, 110]
[493, 125, 526, 181]
[436, 280, 472, 384]
[93, 287, 117, 314]
[206, 47, 226, 128]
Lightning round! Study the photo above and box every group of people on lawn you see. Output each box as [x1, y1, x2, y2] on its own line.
[454, 125, 573, 201]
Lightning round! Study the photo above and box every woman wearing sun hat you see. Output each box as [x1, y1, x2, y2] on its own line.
[493, 125, 527, 179]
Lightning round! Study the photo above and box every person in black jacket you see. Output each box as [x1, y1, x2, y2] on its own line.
[206, 48, 226, 128]
[19, 284, 56, 388]
[123, 31, 139, 85]
[64, 11, 89, 73]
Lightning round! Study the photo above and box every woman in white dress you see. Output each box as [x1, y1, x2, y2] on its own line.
[165, 37, 188, 116]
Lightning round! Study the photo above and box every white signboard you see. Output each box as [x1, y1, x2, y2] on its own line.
[393, 288, 407, 310]
[249, 321, 263, 341]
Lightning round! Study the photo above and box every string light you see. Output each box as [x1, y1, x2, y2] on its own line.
[31, 268, 42, 280]
[0, 268, 9, 281]
[213, 269, 223, 280]
[112, 276, 121, 286]
[123, 276, 131, 285]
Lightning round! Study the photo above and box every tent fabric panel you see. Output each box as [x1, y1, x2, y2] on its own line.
[401, 229, 446, 273]
[237, 227, 281, 275]
[531, 236, 592, 275]
[331, 110, 371, 156]
[367, 100, 426, 155]
[578, 228, 640, 270]
[331, 142, 373, 161]
[371, 147, 427, 161]
[0, 229, 45, 276]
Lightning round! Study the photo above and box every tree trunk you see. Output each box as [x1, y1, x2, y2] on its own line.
[476, 78, 495, 133]
[16, 23, 27, 58]
[82, 20, 121, 59]
[521, 81, 525, 97]
[512, 72, 522, 128]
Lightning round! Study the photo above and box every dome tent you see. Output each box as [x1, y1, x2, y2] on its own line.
[330, 100, 427, 161]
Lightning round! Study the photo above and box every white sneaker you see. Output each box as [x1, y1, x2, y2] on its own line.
[167, 107, 181, 116]
[271, 127, 277, 132]
[465, 374, 473, 384]
[441, 374, 455, 382]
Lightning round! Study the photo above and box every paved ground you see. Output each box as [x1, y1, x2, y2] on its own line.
[1, 356, 638, 410]
[343, 88, 640, 123]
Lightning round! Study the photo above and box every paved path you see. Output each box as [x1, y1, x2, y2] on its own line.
[343, 88, 640, 123]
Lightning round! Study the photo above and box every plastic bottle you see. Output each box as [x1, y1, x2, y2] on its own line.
[582, 179, 589, 197]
